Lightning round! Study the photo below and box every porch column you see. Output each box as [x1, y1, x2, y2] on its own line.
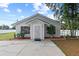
[55, 26, 60, 37]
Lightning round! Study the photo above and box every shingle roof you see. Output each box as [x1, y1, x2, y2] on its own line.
[12, 13, 60, 26]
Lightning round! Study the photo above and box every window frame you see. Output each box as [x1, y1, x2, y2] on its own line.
[21, 26, 30, 34]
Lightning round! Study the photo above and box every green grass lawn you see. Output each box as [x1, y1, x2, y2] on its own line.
[0, 32, 15, 40]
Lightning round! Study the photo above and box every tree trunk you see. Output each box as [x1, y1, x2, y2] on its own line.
[74, 30, 76, 36]
[70, 30, 76, 37]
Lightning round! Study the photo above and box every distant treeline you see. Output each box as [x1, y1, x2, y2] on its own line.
[0, 25, 15, 30]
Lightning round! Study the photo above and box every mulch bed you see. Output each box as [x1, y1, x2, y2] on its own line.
[15, 37, 30, 40]
[52, 39, 79, 56]
[45, 36, 65, 40]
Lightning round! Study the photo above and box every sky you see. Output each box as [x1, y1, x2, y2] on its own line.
[0, 3, 55, 27]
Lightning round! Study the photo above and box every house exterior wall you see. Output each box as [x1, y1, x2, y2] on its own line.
[31, 24, 44, 40]
[44, 24, 60, 37]
[15, 21, 30, 37]
[44, 24, 49, 37]
[37, 14, 61, 37]
[15, 15, 61, 38]
[55, 25, 61, 37]
[15, 21, 60, 38]
[15, 19, 45, 38]
[28, 19, 44, 40]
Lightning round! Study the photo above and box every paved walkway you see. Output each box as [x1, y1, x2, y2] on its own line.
[0, 39, 65, 56]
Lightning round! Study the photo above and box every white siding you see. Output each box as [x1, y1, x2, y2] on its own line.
[55, 26, 60, 37]
[15, 21, 30, 37]
[16, 19, 45, 38]
[29, 19, 44, 40]
[15, 16, 60, 38]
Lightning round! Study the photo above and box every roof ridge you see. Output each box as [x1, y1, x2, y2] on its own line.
[12, 13, 60, 26]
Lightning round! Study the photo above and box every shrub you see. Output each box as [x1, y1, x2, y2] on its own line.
[47, 25, 55, 37]
[16, 33, 25, 37]
[16, 33, 21, 37]
[20, 33, 25, 37]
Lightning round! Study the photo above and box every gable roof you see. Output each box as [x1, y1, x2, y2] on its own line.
[12, 13, 60, 26]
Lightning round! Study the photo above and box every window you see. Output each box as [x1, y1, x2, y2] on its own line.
[47, 25, 56, 35]
[21, 26, 30, 34]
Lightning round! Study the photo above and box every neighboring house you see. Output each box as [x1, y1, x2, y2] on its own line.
[12, 13, 61, 40]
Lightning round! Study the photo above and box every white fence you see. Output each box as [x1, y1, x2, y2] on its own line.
[0, 30, 79, 36]
[0, 30, 16, 34]
[60, 30, 79, 36]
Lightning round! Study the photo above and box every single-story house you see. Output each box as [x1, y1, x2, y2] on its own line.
[12, 13, 61, 40]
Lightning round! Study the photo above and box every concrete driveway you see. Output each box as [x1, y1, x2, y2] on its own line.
[0, 39, 65, 56]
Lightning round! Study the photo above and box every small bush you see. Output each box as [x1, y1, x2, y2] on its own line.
[16, 33, 21, 37]
[20, 33, 25, 37]
[16, 33, 25, 37]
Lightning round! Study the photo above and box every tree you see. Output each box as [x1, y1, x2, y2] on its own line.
[47, 25, 55, 38]
[0, 26, 2, 29]
[62, 3, 79, 36]
[46, 3, 79, 37]
[45, 3, 63, 20]
[11, 26, 15, 29]
[0, 25, 10, 30]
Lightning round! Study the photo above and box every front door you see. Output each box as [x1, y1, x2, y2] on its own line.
[34, 25, 41, 39]
[32, 24, 44, 40]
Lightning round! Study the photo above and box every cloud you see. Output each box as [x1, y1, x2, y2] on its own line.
[20, 15, 29, 19]
[17, 8, 22, 13]
[47, 14, 55, 19]
[20, 15, 25, 18]
[3, 8, 10, 13]
[0, 3, 9, 8]
[47, 13, 59, 20]
[18, 15, 29, 20]
[32, 3, 56, 20]
[0, 3, 10, 13]
[32, 3, 50, 14]
[18, 16, 25, 20]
